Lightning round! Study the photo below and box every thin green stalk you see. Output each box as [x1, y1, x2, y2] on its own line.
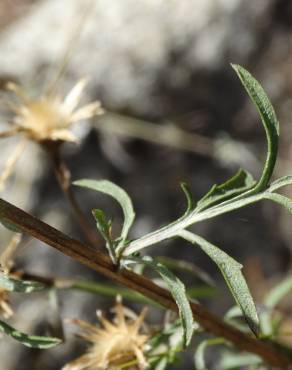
[58, 279, 159, 306]
[123, 192, 265, 255]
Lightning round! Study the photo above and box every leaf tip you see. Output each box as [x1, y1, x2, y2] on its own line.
[231, 63, 247, 81]
[245, 316, 260, 338]
[230, 62, 239, 70]
[180, 182, 194, 213]
[72, 179, 84, 187]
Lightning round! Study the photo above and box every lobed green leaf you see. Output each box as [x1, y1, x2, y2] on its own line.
[0, 319, 61, 348]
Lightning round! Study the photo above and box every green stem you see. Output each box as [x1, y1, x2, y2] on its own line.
[124, 192, 265, 255]
[58, 279, 159, 306]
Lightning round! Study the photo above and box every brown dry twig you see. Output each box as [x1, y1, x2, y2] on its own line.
[43, 141, 101, 248]
[0, 198, 291, 368]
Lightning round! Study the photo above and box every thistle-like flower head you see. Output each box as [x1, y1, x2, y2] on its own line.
[6, 79, 103, 143]
[63, 297, 150, 370]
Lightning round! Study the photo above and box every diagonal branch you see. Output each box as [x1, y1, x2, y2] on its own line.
[0, 198, 291, 368]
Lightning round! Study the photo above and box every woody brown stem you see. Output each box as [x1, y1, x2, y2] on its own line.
[0, 198, 291, 368]
[43, 141, 101, 248]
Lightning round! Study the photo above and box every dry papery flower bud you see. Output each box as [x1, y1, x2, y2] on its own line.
[63, 297, 150, 370]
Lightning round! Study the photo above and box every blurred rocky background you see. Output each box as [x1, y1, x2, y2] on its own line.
[0, 0, 292, 369]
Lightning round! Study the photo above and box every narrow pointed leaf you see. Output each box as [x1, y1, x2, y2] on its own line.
[156, 256, 215, 286]
[0, 275, 45, 293]
[219, 352, 262, 369]
[179, 230, 259, 336]
[74, 179, 135, 250]
[0, 219, 22, 233]
[232, 64, 279, 192]
[261, 275, 292, 336]
[225, 306, 242, 321]
[196, 169, 255, 212]
[268, 176, 292, 193]
[92, 209, 116, 262]
[92, 209, 112, 243]
[153, 356, 169, 370]
[265, 275, 292, 308]
[0, 319, 61, 348]
[194, 338, 225, 370]
[125, 256, 194, 347]
[224, 306, 251, 332]
[180, 182, 195, 213]
[263, 192, 292, 213]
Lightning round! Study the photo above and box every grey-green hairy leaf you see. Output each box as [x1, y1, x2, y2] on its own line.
[92, 209, 112, 243]
[196, 169, 255, 212]
[0, 275, 45, 293]
[0, 219, 22, 233]
[224, 306, 243, 321]
[0, 320, 61, 348]
[124, 256, 194, 348]
[219, 352, 262, 369]
[263, 192, 292, 214]
[74, 179, 135, 252]
[92, 209, 116, 262]
[232, 64, 279, 192]
[153, 356, 169, 370]
[73, 66, 292, 359]
[268, 176, 292, 193]
[156, 256, 215, 287]
[180, 182, 195, 213]
[265, 275, 292, 309]
[224, 306, 251, 332]
[194, 338, 225, 370]
[261, 275, 292, 336]
[179, 230, 259, 336]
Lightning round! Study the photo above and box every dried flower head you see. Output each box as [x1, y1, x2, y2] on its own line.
[63, 297, 150, 370]
[0, 78, 103, 192]
[5, 79, 103, 143]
